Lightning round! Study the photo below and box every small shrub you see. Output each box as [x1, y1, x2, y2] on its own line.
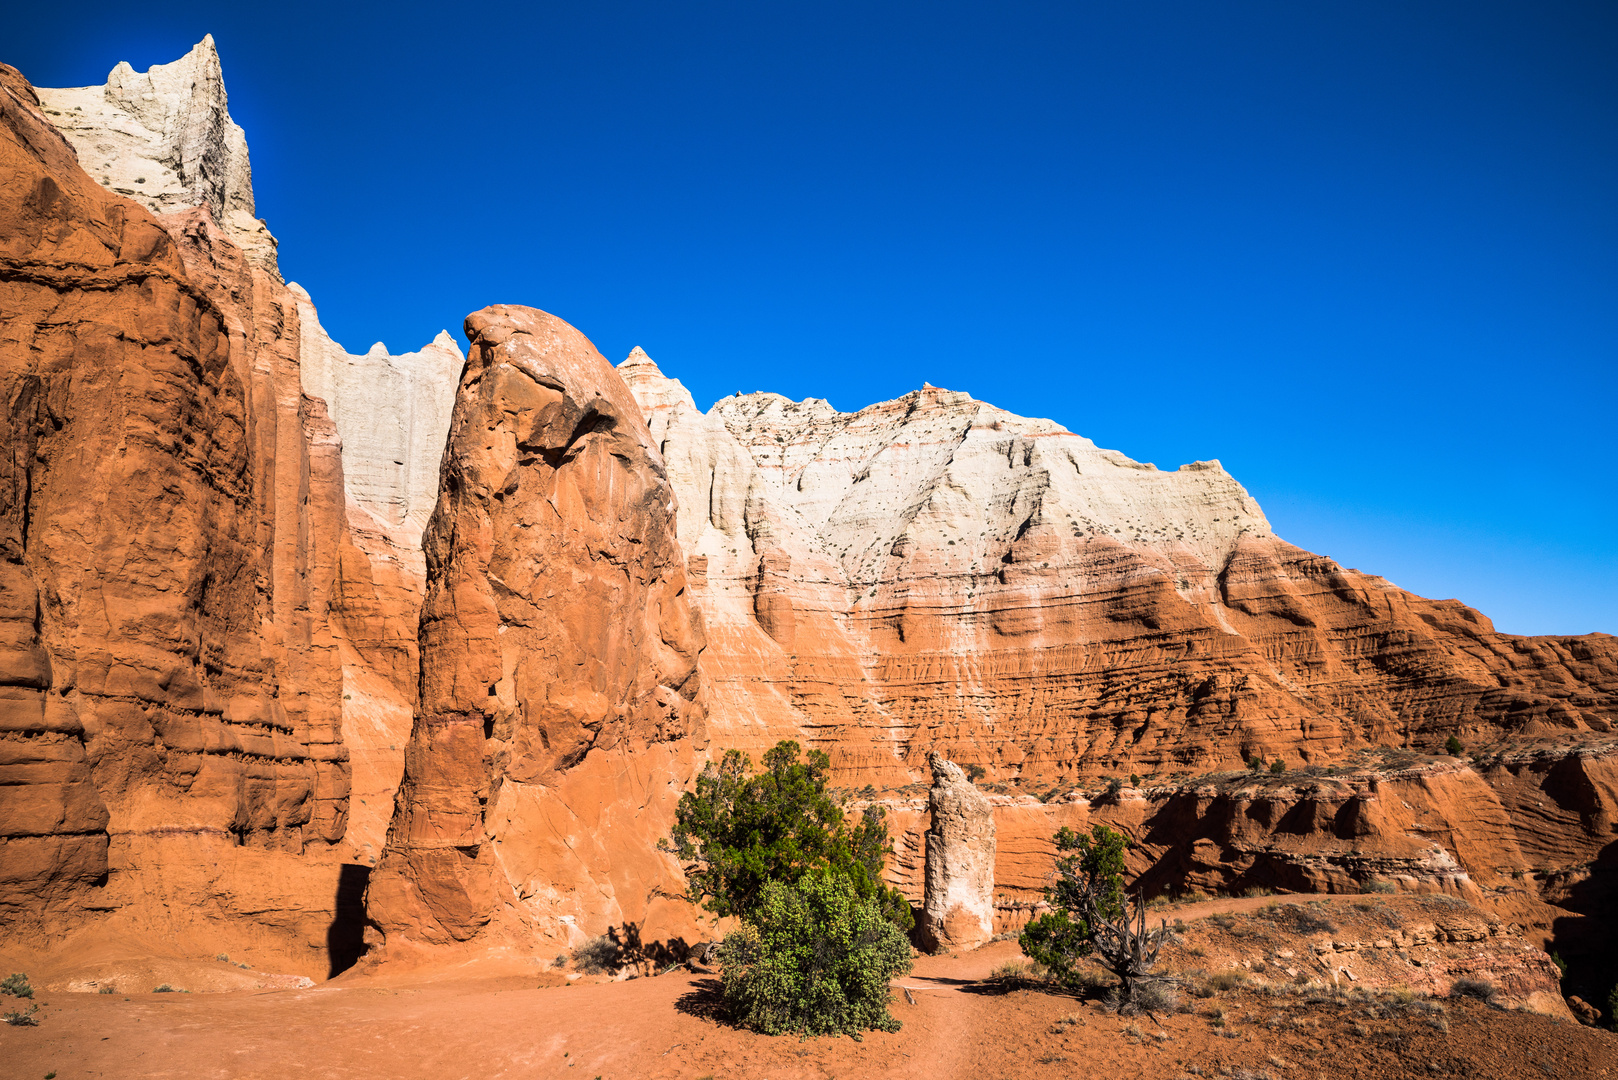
[0, 973, 33, 999]
[1361, 879, 1396, 895]
[1269, 759, 1285, 775]
[1129, 773, 1141, 787]
[1607, 982, 1618, 1032]
[215, 953, 229, 962]
[1449, 977, 1501, 1006]
[152, 984, 184, 994]
[571, 936, 619, 975]
[3, 1003, 39, 1026]
[1207, 970, 1246, 992]
[717, 869, 912, 1036]
[1128, 979, 1180, 1015]
[964, 764, 986, 783]
[553, 953, 568, 969]
[1248, 758, 1265, 772]
[1445, 735, 1464, 755]
[98, 985, 115, 994]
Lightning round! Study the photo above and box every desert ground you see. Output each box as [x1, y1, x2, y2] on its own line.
[5, 895, 1613, 1080]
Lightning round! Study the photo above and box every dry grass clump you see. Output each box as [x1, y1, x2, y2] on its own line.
[1448, 976, 1503, 1007]
[988, 958, 1049, 987]
[1104, 978, 1180, 1016]
[571, 935, 620, 975]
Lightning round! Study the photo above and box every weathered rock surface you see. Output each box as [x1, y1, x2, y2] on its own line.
[918, 754, 996, 952]
[35, 37, 275, 272]
[30, 40, 456, 872]
[620, 350, 1618, 787]
[365, 307, 707, 964]
[0, 49, 431, 976]
[293, 284, 463, 541]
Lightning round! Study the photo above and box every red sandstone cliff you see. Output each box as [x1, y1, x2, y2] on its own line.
[364, 306, 707, 965]
[0, 56, 417, 976]
[4, 36, 1616, 997]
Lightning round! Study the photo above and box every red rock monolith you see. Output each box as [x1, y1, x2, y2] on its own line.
[366, 306, 707, 965]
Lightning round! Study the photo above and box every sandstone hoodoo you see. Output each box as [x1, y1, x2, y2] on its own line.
[364, 306, 707, 964]
[918, 754, 997, 953]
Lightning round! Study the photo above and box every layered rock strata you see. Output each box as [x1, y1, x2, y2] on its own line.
[619, 350, 1618, 786]
[917, 754, 996, 952]
[873, 742, 1618, 942]
[365, 307, 707, 962]
[0, 48, 432, 973]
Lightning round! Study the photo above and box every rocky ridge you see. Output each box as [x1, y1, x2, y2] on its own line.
[619, 348, 1618, 786]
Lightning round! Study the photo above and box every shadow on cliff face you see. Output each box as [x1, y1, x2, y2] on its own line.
[327, 864, 372, 978]
[1548, 839, 1618, 1011]
[613, 921, 695, 971]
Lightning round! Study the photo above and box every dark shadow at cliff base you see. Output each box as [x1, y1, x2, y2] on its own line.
[327, 863, 371, 978]
[611, 921, 697, 970]
[1547, 839, 1618, 1012]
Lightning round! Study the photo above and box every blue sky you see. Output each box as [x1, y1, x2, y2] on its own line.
[9, 2, 1615, 635]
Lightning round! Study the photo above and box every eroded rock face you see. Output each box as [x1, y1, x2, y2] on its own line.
[366, 306, 706, 961]
[0, 48, 438, 975]
[918, 754, 996, 952]
[619, 351, 1618, 785]
[35, 36, 275, 272]
[292, 284, 462, 541]
[0, 60, 338, 969]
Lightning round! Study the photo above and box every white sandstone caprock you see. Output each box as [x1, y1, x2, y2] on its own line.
[918, 753, 996, 952]
[37, 36, 276, 271]
[38, 40, 465, 542]
[290, 284, 463, 542]
[617, 348, 1277, 770]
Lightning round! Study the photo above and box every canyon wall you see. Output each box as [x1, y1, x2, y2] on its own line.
[0, 43, 439, 975]
[618, 350, 1618, 788]
[4, 37, 1615, 990]
[365, 306, 707, 965]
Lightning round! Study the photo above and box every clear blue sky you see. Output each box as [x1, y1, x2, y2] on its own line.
[9, 2, 1615, 635]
